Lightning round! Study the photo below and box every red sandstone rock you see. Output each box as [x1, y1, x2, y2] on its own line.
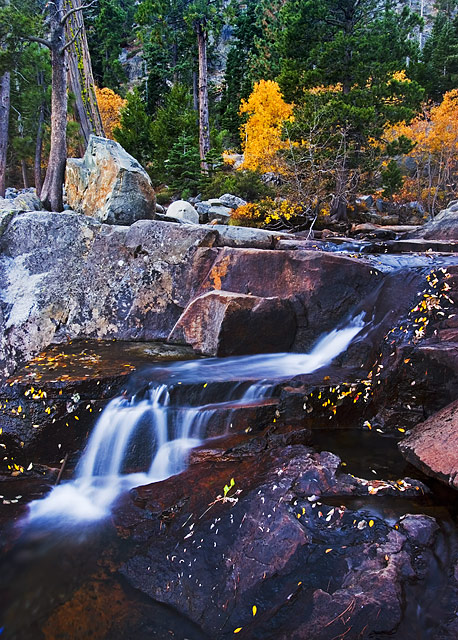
[400, 399, 458, 489]
[168, 290, 296, 356]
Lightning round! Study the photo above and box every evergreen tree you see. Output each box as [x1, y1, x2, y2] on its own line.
[86, 0, 136, 91]
[279, 0, 424, 219]
[150, 83, 198, 183]
[219, 0, 262, 145]
[416, 10, 458, 100]
[166, 132, 201, 195]
[136, 0, 196, 114]
[9, 43, 51, 190]
[113, 87, 155, 170]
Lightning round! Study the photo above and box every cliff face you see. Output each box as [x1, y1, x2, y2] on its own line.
[396, 0, 437, 45]
[119, 1, 441, 90]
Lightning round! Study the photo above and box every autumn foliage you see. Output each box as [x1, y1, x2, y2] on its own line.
[388, 89, 458, 212]
[231, 198, 304, 227]
[95, 87, 126, 140]
[239, 80, 294, 173]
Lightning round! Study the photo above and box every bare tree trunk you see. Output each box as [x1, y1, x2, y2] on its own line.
[0, 71, 10, 198]
[192, 70, 198, 112]
[65, 0, 104, 146]
[196, 21, 210, 170]
[21, 159, 29, 189]
[330, 164, 349, 222]
[40, 0, 68, 212]
[34, 100, 45, 197]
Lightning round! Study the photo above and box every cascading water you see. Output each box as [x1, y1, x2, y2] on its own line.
[28, 315, 365, 525]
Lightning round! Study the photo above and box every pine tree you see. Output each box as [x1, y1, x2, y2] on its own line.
[113, 87, 155, 170]
[219, 0, 262, 145]
[150, 83, 198, 182]
[279, 0, 424, 219]
[86, 0, 136, 91]
[417, 10, 458, 100]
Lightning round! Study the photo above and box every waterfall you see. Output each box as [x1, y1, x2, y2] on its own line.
[28, 315, 364, 525]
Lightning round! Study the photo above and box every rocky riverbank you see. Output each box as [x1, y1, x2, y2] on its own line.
[1, 146, 458, 638]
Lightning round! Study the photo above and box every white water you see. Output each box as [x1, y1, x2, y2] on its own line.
[28, 315, 364, 525]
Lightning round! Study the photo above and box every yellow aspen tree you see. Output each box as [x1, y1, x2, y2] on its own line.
[387, 89, 458, 212]
[94, 87, 126, 140]
[239, 80, 294, 173]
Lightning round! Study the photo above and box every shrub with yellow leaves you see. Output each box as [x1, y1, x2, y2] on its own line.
[231, 198, 304, 228]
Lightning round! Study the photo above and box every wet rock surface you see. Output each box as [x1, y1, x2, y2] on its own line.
[364, 265, 458, 435]
[0, 340, 196, 466]
[112, 440, 450, 640]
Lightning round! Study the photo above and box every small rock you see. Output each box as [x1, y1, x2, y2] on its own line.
[166, 200, 199, 225]
[208, 204, 232, 224]
[356, 195, 374, 209]
[219, 193, 247, 209]
[399, 515, 438, 546]
[0, 192, 42, 212]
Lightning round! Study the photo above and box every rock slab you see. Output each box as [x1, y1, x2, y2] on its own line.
[400, 399, 458, 488]
[65, 135, 156, 225]
[169, 290, 297, 356]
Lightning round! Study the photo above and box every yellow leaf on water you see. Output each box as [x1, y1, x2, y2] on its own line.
[369, 520, 374, 527]
[234, 628, 242, 634]
[325, 548, 332, 553]
[252, 605, 257, 616]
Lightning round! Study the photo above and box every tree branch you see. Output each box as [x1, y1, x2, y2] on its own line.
[61, 0, 98, 25]
[60, 25, 84, 53]
[25, 35, 52, 50]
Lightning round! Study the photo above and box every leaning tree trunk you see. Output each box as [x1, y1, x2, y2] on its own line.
[40, 0, 68, 212]
[0, 70, 10, 198]
[64, 0, 104, 145]
[34, 71, 46, 198]
[196, 20, 210, 170]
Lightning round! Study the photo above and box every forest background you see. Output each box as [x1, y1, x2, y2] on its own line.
[2, 0, 458, 226]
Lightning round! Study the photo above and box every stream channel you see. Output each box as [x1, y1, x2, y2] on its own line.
[0, 252, 457, 639]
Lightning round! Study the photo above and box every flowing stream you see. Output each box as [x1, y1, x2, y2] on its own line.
[28, 315, 365, 525]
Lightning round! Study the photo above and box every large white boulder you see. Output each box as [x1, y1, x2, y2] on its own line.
[65, 135, 156, 225]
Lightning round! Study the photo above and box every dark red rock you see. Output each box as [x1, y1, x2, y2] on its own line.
[168, 290, 297, 356]
[399, 400, 458, 489]
[197, 248, 379, 350]
[113, 442, 429, 639]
